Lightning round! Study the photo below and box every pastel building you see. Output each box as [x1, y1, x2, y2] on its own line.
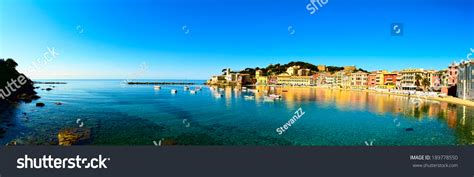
[286, 65, 300, 76]
[448, 62, 459, 86]
[255, 70, 268, 85]
[457, 60, 474, 100]
[237, 74, 252, 85]
[367, 70, 388, 89]
[382, 72, 398, 89]
[312, 72, 329, 86]
[400, 68, 426, 90]
[277, 75, 313, 86]
[210, 75, 226, 84]
[325, 75, 335, 86]
[351, 71, 368, 89]
[297, 69, 311, 76]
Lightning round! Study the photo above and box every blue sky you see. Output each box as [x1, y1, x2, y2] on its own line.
[1, 0, 473, 79]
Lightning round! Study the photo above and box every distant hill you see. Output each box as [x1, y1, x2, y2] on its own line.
[238, 61, 365, 76]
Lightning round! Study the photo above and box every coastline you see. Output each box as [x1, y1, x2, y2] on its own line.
[246, 84, 474, 108]
[323, 87, 474, 108]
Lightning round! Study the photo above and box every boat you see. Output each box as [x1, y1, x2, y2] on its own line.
[244, 95, 255, 100]
[248, 89, 258, 93]
[282, 89, 288, 92]
[196, 87, 202, 91]
[269, 94, 282, 99]
[242, 87, 247, 90]
[219, 88, 225, 91]
[263, 96, 275, 102]
[171, 89, 178, 94]
[190, 90, 196, 94]
[215, 93, 224, 98]
[184, 86, 189, 90]
[153, 85, 161, 90]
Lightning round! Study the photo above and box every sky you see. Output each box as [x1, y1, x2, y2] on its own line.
[1, 0, 473, 79]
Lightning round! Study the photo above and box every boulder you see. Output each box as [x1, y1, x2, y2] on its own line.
[57, 128, 91, 146]
[36, 102, 45, 107]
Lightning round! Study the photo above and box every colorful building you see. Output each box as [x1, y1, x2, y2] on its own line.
[350, 71, 368, 89]
[276, 75, 313, 86]
[237, 74, 252, 85]
[457, 60, 474, 100]
[381, 72, 398, 89]
[448, 62, 459, 86]
[400, 68, 426, 90]
[255, 70, 268, 85]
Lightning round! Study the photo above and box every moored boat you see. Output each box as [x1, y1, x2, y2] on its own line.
[244, 95, 255, 100]
[269, 94, 282, 99]
[263, 96, 275, 102]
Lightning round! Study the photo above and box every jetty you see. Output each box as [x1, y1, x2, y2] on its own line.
[34, 81, 67, 84]
[127, 82, 200, 85]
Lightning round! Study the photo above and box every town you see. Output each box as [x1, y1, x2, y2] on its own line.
[207, 59, 474, 102]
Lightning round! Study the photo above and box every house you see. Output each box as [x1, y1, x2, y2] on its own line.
[457, 60, 474, 100]
[277, 75, 313, 86]
[400, 68, 426, 90]
[351, 71, 368, 89]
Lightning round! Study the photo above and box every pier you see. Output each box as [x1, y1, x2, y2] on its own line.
[127, 82, 200, 85]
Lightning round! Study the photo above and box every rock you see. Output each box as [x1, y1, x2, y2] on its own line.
[405, 128, 414, 131]
[161, 139, 178, 146]
[45, 88, 53, 91]
[57, 128, 91, 146]
[6, 141, 17, 146]
[17, 93, 41, 103]
[36, 102, 45, 107]
[0, 128, 6, 138]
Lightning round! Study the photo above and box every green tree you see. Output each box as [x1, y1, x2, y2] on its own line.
[421, 78, 430, 91]
[414, 74, 423, 89]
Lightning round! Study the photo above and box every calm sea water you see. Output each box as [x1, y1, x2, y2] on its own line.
[0, 80, 473, 146]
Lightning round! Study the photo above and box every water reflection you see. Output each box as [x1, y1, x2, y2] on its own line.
[209, 85, 473, 145]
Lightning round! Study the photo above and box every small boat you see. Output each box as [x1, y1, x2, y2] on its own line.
[153, 85, 161, 90]
[171, 89, 178, 94]
[215, 93, 224, 98]
[244, 95, 255, 100]
[269, 94, 282, 99]
[190, 90, 196, 94]
[242, 87, 247, 90]
[248, 89, 258, 93]
[282, 90, 288, 92]
[263, 96, 275, 102]
[219, 88, 225, 92]
[184, 86, 189, 90]
[196, 87, 202, 91]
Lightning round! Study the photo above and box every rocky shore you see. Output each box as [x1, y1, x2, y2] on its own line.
[1, 58, 41, 140]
